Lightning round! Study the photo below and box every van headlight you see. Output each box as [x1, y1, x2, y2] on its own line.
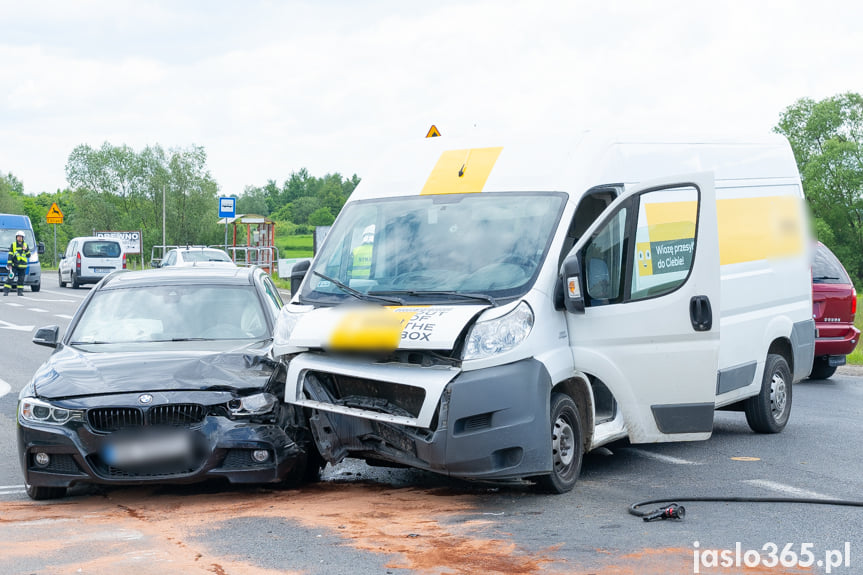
[463, 301, 534, 360]
[273, 307, 301, 355]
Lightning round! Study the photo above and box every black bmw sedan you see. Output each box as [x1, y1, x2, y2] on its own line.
[18, 266, 319, 499]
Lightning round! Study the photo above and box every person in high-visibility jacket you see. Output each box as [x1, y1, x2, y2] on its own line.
[4, 230, 31, 296]
[351, 225, 375, 279]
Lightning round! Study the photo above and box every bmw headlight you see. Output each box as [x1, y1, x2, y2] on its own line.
[227, 393, 277, 417]
[19, 397, 84, 425]
[463, 301, 534, 361]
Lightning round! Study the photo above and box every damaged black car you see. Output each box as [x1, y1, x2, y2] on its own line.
[17, 266, 320, 500]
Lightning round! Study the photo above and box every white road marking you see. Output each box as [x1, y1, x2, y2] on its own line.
[0, 377, 10, 398]
[55, 314, 74, 319]
[0, 485, 26, 495]
[28, 308, 49, 313]
[3, 302, 24, 307]
[24, 297, 76, 303]
[744, 479, 832, 500]
[0, 319, 34, 331]
[627, 448, 701, 465]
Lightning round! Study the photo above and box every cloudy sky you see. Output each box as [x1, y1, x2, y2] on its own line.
[1, 0, 861, 197]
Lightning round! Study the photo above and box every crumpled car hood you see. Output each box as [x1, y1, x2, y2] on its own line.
[30, 341, 276, 400]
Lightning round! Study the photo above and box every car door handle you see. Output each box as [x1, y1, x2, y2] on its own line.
[690, 295, 713, 332]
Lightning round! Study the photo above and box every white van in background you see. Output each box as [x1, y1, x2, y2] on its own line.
[273, 131, 814, 493]
[58, 236, 125, 288]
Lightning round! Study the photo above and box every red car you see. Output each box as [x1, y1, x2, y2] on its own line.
[811, 242, 859, 379]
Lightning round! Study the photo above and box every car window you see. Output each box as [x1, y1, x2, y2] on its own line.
[813, 244, 851, 285]
[70, 285, 269, 343]
[82, 241, 121, 258]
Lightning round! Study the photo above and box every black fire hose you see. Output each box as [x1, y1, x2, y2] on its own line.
[630, 496, 863, 522]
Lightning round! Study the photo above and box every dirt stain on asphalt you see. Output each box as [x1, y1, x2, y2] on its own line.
[0, 483, 813, 574]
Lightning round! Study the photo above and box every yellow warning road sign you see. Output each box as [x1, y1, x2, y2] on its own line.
[46, 202, 64, 224]
[426, 125, 441, 138]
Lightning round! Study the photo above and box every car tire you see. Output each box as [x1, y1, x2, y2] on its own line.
[26, 483, 66, 500]
[809, 357, 837, 380]
[745, 353, 792, 433]
[58, 269, 66, 288]
[71, 272, 80, 289]
[535, 392, 583, 494]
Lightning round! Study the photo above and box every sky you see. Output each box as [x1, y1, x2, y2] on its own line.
[1, 0, 862, 197]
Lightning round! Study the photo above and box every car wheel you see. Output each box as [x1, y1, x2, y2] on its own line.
[31, 282, 40, 292]
[58, 269, 66, 288]
[745, 353, 792, 433]
[25, 483, 66, 500]
[809, 357, 837, 380]
[535, 392, 583, 494]
[71, 271, 80, 289]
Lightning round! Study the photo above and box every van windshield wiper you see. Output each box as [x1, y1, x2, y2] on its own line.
[369, 290, 497, 307]
[313, 271, 404, 306]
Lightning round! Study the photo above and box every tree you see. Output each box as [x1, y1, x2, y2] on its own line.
[775, 93, 863, 284]
[308, 207, 335, 226]
[0, 172, 25, 213]
[237, 185, 270, 216]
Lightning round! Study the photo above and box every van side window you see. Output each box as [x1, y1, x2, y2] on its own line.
[629, 187, 698, 301]
[583, 208, 627, 306]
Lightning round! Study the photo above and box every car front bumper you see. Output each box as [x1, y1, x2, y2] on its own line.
[18, 415, 303, 490]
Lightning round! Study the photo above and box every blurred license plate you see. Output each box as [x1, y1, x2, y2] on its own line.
[93, 267, 112, 273]
[102, 431, 193, 466]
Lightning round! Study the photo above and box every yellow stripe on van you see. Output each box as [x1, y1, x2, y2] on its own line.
[328, 307, 419, 352]
[420, 147, 503, 195]
[717, 196, 804, 265]
[643, 196, 804, 265]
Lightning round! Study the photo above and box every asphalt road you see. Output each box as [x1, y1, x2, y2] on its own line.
[1, 274, 861, 574]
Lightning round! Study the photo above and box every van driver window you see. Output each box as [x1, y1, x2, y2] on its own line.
[583, 207, 627, 306]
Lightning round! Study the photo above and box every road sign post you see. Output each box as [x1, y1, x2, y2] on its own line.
[46, 203, 64, 267]
[218, 197, 236, 250]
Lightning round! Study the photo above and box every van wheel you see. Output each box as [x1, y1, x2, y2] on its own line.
[31, 282, 40, 292]
[58, 269, 66, 288]
[71, 272, 80, 289]
[745, 354, 792, 433]
[809, 357, 837, 380]
[25, 483, 66, 500]
[535, 393, 583, 493]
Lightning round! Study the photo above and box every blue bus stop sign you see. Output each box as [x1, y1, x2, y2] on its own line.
[219, 197, 236, 219]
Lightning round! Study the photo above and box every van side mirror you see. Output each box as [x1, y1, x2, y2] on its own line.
[37, 242, 45, 255]
[33, 325, 60, 348]
[290, 259, 311, 297]
[560, 254, 585, 313]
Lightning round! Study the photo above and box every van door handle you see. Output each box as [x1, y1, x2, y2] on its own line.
[690, 295, 713, 332]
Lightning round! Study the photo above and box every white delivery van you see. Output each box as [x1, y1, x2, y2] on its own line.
[273, 131, 814, 493]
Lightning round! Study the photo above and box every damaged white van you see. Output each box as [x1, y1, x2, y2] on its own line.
[273, 132, 814, 493]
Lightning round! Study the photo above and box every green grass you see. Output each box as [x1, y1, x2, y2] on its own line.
[276, 234, 313, 258]
[846, 295, 863, 365]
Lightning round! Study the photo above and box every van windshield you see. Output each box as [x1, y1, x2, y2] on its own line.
[302, 192, 566, 304]
[0, 228, 36, 250]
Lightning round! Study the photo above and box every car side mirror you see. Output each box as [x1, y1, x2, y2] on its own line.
[151, 260, 161, 268]
[33, 325, 60, 348]
[560, 254, 585, 313]
[37, 242, 45, 255]
[290, 259, 311, 297]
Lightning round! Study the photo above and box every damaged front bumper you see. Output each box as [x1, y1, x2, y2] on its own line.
[286, 353, 553, 481]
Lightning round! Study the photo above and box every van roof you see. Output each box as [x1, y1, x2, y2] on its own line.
[349, 131, 800, 202]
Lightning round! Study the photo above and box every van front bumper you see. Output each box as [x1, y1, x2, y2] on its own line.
[303, 358, 553, 482]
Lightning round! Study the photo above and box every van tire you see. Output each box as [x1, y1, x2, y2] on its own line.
[31, 282, 40, 292]
[58, 269, 66, 288]
[71, 272, 80, 289]
[808, 357, 837, 380]
[535, 393, 583, 494]
[745, 354, 792, 433]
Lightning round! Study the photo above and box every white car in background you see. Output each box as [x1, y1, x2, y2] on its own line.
[158, 247, 236, 268]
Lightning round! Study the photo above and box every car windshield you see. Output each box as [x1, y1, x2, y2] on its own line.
[301, 192, 566, 304]
[182, 250, 232, 263]
[69, 285, 269, 343]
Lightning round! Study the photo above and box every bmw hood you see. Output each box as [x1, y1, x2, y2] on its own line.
[29, 341, 276, 400]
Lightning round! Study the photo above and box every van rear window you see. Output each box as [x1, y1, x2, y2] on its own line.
[813, 243, 851, 285]
[83, 241, 121, 258]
